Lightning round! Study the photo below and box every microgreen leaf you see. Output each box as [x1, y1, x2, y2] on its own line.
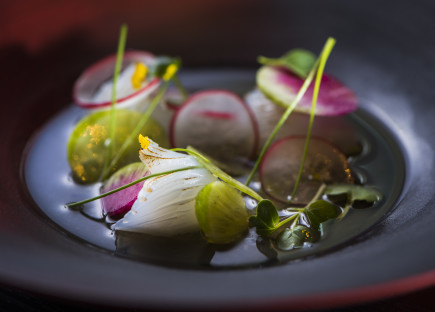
[275, 225, 318, 251]
[249, 200, 280, 236]
[325, 184, 382, 205]
[258, 49, 316, 79]
[304, 199, 340, 231]
[305, 200, 340, 223]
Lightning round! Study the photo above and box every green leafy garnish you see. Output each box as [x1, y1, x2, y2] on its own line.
[325, 184, 382, 203]
[250, 198, 339, 238]
[276, 225, 318, 251]
[249, 200, 280, 236]
[257, 49, 316, 79]
[325, 184, 382, 217]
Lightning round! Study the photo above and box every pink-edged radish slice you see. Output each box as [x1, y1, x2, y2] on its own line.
[257, 66, 358, 116]
[245, 89, 362, 156]
[101, 162, 150, 218]
[73, 50, 160, 109]
[260, 136, 354, 204]
[170, 90, 259, 162]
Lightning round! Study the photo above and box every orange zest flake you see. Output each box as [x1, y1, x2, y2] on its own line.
[131, 62, 148, 89]
[138, 134, 150, 150]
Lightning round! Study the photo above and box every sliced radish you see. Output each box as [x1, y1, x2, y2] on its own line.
[245, 89, 362, 156]
[101, 162, 150, 218]
[256, 66, 358, 116]
[260, 136, 354, 204]
[170, 90, 259, 163]
[73, 50, 160, 109]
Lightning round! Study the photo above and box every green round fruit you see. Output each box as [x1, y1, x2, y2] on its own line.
[67, 109, 168, 183]
[195, 181, 249, 244]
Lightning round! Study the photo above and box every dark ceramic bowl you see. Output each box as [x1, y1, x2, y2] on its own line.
[1, 1, 434, 311]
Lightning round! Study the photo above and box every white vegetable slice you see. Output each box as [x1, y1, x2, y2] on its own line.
[260, 136, 354, 204]
[245, 89, 362, 156]
[170, 90, 259, 161]
[114, 138, 217, 236]
[73, 50, 160, 109]
[114, 168, 216, 236]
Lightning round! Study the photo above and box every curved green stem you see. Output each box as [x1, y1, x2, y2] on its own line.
[100, 24, 128, 181]
[67, 165, 202, 208]
[291, 38, 336, 198]
[174, 147, 263, 202]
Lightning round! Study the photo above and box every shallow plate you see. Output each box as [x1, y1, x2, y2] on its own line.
[1, 1, 434, 310]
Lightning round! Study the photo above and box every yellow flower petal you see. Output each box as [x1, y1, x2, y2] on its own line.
[131, 62, 148, 89]
[162, 63, 178, 81]
[138, 134, 150, 150]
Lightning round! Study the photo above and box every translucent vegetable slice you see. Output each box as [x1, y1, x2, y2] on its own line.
[170, 90, 259, 162]
[73, 50, 160, 109]
[67, 109, 168, 184]
[257, 66, 358, 116]
[101, 162, 149, 218]
[260, 136, 354, 204]
[245, 89, 362, 155]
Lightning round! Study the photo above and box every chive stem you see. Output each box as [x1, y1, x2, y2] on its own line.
[290, 38, 336, 198]
[100, 24, 128, 181]
[102, 80, 171, 179]
[173, 146, 264, 202]
[172, 74, 188, 101]
[67, 165, 202, 208]
[244, 61, 320, 186]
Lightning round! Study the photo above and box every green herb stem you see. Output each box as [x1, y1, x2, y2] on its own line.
[275, 213, 298, 229]
[102, 80, 171, 179]
[67, 165, 202, 208]
[172, 74, 188, 101]
[100, 24, 128, 181]
[290, 38, 336, 198]
[173, 147, 264, 202]
[245, 64, 319, 186]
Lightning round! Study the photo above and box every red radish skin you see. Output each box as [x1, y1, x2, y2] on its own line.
[260, 136, 354, 204]
[257, 66, 358, 116]
[73, 50, 160, 109]
[170, 90, 259, 161]
[196, 111, 234, 119]
[101, 163, 150, 218]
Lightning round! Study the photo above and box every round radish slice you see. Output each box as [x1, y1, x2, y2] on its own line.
[73, 50, 160, 109]
[170, 90, 259, 162]
[245, 89, 362, 156]
[257, 66, 358, 116]
[260, 136, 354, 204]
[101, 162, 150, 218]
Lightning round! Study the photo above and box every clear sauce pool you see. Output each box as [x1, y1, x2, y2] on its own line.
[23, 70, 405, 269]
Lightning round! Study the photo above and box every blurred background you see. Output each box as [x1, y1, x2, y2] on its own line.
[0, 0, 434, 311]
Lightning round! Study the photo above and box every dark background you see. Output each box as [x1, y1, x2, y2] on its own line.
[1, 0, 435, 311]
